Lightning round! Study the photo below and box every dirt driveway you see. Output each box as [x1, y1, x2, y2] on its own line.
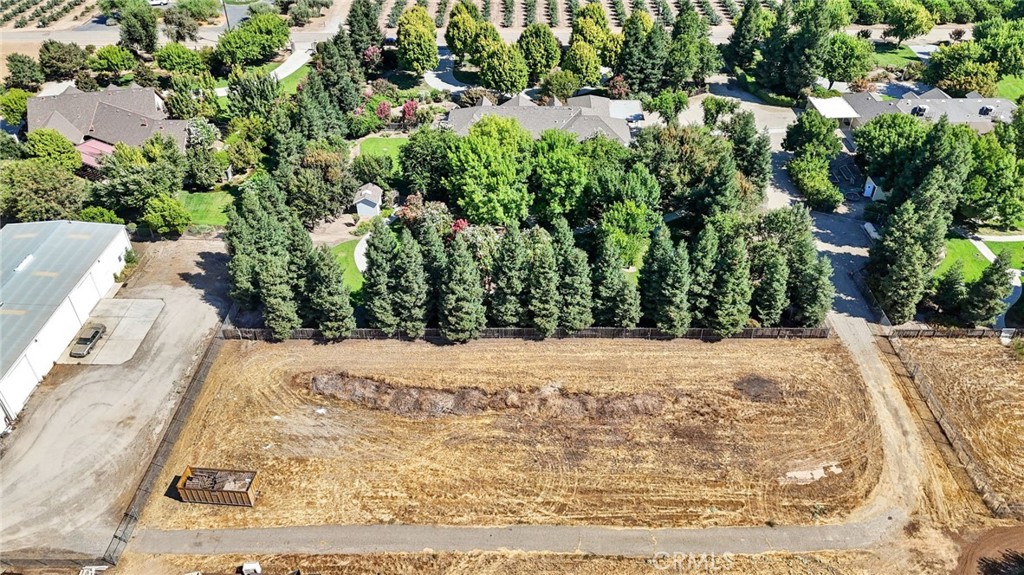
[0, 238, 228, 560]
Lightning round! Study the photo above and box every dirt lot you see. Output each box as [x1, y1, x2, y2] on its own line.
[901, 338, 1024, 509]
[141, 338, 881, 530]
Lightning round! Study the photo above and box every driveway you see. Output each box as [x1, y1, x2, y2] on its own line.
[0, 238, 229, 560]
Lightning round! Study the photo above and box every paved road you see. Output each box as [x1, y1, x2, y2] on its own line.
[0, 239, 228, 559]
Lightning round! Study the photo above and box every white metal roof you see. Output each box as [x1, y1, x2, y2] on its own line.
[808, 97, 860, 119]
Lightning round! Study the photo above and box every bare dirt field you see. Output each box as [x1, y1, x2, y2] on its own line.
[112, 550, 879, 575]
[140, 338, 881, 530]
[901, 338, 1024, 509]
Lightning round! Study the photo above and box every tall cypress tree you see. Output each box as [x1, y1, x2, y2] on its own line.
[794, 256, 834, 327]
[708, 236, 753, 336]
[526, 229, 561, 337]
[755, 0, 792, 91]
[559, 247, 594, 332]
[416, 223, 447, 325]
[441, 234, 487, 342]
[488, 226, 529, 326]
[639, 225, 674, 325]
[932, 260, 967, 318]
[782, 3, 829, 95]
[722, 111, 772, 195]
[363, 218, 399, 332]
[871, 202, 927, 324]
[726, 0, 765, 70]
[658, 242, 692, 336]
[593, 236, 641, 327]
[616, 12, 652, 93]
[750, 242, 789, 327]
[284, 213, 316, 322]
[689, 223, 719, 325]
[391, 228, 428, 338]
[257, 252, 301, 341]
[307, 245, 356, 340]
[962, 251, 1012, 326]
[347, 0, 383, 59]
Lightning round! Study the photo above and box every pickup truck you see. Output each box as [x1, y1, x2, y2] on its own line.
[70, 323, 107, 358]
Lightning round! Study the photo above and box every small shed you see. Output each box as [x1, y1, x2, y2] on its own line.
[176, 466, 260, 507]
[354, 183, 383, 218]
[863, 176, 888, 202]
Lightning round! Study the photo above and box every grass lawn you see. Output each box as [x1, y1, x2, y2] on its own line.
[936, 238, 990, 282]
[177, 190, 233, 227]
[278, 64, 311, 95]
[996, 75, 1024, 102]
[213, 61, 281, 88]
[873, 43, 919, 69]
[984, 241, 1024, 269]
[331, 239, 364, 293]
[359, 136, 409, 159]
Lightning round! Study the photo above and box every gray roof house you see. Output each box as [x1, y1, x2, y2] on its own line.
[26, 84, 189, 155]
[445, 93, 640, 145]
[809, 88, 1017, 133]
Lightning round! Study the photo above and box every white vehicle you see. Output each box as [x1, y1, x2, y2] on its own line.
[148, 0, 169, 6]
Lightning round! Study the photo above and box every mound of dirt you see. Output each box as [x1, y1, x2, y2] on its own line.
[310, 372, 665, 419]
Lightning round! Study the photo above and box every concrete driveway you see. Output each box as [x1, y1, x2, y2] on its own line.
[0, 238, 229, 560]
[57, 299, 164, 366]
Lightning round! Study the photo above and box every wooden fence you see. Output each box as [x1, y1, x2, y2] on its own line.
[891, 328, 1021, 339]
[222, 326, 832, 342]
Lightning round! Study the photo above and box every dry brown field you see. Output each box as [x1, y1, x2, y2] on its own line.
[140, 338, 882, 530]
[901, 338, 1024, 508]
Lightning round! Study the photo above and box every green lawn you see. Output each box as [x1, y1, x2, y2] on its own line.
[212, 61, 281, 88]
[984, 241, 1024, 269]
[874, 43, 919, 69]
[331, 239, 364, 293]
[937, 238, 990, 282]
[359, 136, 409, 159]
[177, 191, 233, 226]
[996, 75, 1024, 102]
[278, 64, 310, 95]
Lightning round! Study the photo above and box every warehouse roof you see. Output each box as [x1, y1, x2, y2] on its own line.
[0, 220, 127, 378]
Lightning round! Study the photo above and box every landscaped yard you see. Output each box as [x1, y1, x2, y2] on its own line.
[177, 190, 233, 227]
[359, 136, 408, 159]
[984, 241, 1024, 269]
[331, 238, 364, 292]
[278, 64, 311, 95]
[213, 62, 281, 88]
[936, 238, 990, 281]
[996, 75, 1024, 102]
[873, 43, 919, 69]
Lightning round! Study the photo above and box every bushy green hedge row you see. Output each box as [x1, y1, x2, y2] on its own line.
[787, 154, 844, 211]
[734, 68, 797, 107]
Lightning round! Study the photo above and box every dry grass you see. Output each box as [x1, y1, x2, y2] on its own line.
[902, 338, 1024, 506]
[140, 338, 882, 530]
[115, 550, 880, 575]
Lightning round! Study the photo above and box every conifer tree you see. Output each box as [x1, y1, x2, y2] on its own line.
[962, 251, 1012, 326]
[441, 234, 487, 342]
[689, 223, 719, 325]
[363, 218, 399, 332]
[307, 245, 356, 340]
[347, 0, 383, 59]
[550, 216, 575, 262]
[871, 202, 927, 324]
[391, 228, 428, 338]
[593, 236, 641, 327]
[932, 260, 967, 318]
[658, 242, 692, 336]
[526, 229, 561, 337]
[285, 213, 316, 321]
[750, 242, 789, 327]
[488, 225, 529, 326]
[257, 252, 301, 341]
[559, 247, 594, 332]
[726, 0, 765, 70]
[707, 236, 752, 336]
[722, 111, 772, 194]
[639, 225, 673, 324]
[756, 0, 792, 91]
[794, 256, 834, 327]
[416, 223, 447, 325]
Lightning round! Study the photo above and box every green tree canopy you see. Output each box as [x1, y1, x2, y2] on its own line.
[397, 7, 439, 76]
[119, 0, 159, 53]
[562, 40, 601, 86]
[446, 116, 533, 225]
[478, 42, 529, 94]
[529, 129, 587, 221]
[307, 245, 356, 339]
[592, 235, 641, 327]
[784, 108, 842, 159]
[88, 45, 137, 74]
[363, 217, 399, 332]
[440, 234, 487, 342]
[821, 33, 874, 88]
[5, 54, 45, 91]
[25, 129, 82, 172]
[38, 41, 86, 81]
[962, 250, 1013, 325]
[517, 23, 561, 83]
[392, 228, 429, 338]
[155, 43, 206, 75]
[488, 225, 529, 326]
[0, 89, 30, 125]
[884, 0, 934, 45]
[0, 160, 88, 223]
[526, 228, 561, 336]
[347, 0, 383, 60]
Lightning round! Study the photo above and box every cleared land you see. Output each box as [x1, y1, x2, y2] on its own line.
[141, 338, 882, 530]
[902, 338, 1024, 508]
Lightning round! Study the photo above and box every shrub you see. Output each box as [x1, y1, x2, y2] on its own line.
[352, 153, 395, 188]
[734, 67, 796, 107]
[141, 194, 191, 234]
[78, 206, 124, 224]
[788, 154, 843, 211]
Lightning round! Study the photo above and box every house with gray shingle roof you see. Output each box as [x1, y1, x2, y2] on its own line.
[26, 84, 189, 166]
[445, 93, 641, 145]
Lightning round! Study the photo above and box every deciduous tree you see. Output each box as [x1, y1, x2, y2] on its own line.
[0, 160, 87, 222]
[517, 22, 561, 82]
[397, 7, 439, 76]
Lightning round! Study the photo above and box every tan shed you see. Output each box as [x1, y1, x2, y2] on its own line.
[177, 466, 260, 507]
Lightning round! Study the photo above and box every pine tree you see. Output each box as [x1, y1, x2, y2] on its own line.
[526, 229, 561, 337]
[416, 223, 447, 325]
[658, 242, 692, 336]
[794, 256, 834, 327]
[783, 4, 829, 95]
[307, 245, 356, 340]
[639, 225, 673, 325]
[550, 216, 575, 262]
[871, 202, 927, 324]
[689, 223, 719, 325]
[347, 0, 383, 59]
[962, 251, 1013, 326]
[257, 252, 301, 341]
[285, 213, 316, 322]
[616, 12, 652, 93]
[391, 228, 428, 338]
[755, 0, 792, 91]
[690, 149, 742, 224]
[488, 225, 529, 326]
[750, 242, 789, 327]
[707, 236, 752, 337]
[593, 236, 641, 327]
[722, 111, 772, 195]
[363, 218, 399, 332]
[441, 234, 487, 342]
[727, 0, 765, 70]
[559, 247, 594, 332]
[932, 260, 967, 318]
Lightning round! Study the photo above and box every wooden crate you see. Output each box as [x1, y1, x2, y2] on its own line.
[176, 466, 260, 507]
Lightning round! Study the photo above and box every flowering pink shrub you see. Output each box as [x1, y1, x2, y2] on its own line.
[607, 75, 629, 99]
[375, 100, 392, 121]
[401, 99, 418, 125]
[451, 218, 469, 234]
[363, 45, 382, 71]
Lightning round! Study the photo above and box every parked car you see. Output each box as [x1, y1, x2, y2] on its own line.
[148, 0, 169, 6]
[70, 323, 107, 358]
